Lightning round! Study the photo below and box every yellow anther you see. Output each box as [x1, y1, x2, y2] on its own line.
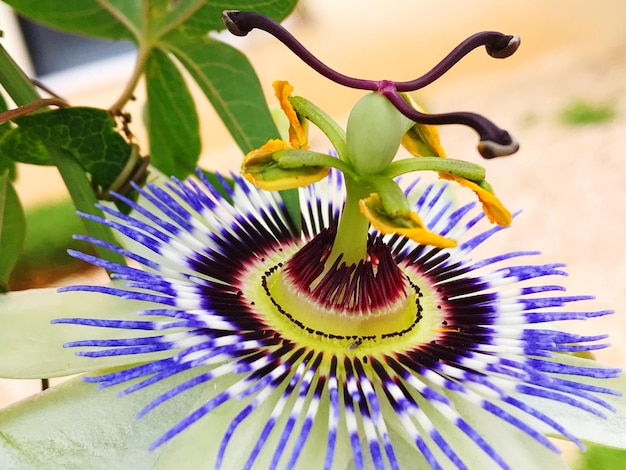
[359, 193, 457, 248]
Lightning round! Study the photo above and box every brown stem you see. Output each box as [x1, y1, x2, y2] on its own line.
[0, 97, 69, 124]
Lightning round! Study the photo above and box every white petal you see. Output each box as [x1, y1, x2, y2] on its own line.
[441, 390, 571, 470]
[0, 367, 205, 467]
[519, 354, 626, 449]
[0, 286, 169, 379]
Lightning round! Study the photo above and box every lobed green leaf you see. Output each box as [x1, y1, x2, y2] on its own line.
[3, 0, 131, 40]
[0, 107, 132, 189]
[145, 48, 201, 179]
[177, 0, 298, 36]
[7, 0, 297, 45]
[163, 33, 279, 154]
[0, 126, 52, 166]
[147, 0, 207, 40]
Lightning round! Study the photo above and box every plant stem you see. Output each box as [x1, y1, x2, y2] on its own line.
[109, 43, 151, 114]
[0, 45, 39, 104]
[0, 98, 68, 124]
[289, 95, 348, 161]
[274, 149, 355, 177]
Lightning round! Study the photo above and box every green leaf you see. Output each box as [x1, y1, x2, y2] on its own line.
[97, 0, 143, 39]
[0, 157, 16, 182]
[1, 107, 132, 189]
[147, 0, 207, 39]
[0, 92, 17, 181]
[0, 126, 51, 166]
[8, 0, 296, 45]
[45, 144, 127, 268]
[163, 33, 280, 154]
[9, 199, 92, 289]
[145, 48, 200, 179]
[575, 444, 626, 470]
[147, 0, 174, 16]
[178, 0, 298, 35]
[3, 0, 131, 40]
[0, 173, 25, 292]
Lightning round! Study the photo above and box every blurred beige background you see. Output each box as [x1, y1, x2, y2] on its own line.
[2, 1, 626, 457]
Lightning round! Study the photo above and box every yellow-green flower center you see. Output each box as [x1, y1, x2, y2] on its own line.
[241, 230, 445, 356]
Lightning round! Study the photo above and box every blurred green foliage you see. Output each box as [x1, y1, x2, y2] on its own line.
[575, 445, 626, 470]
[9, 199, 93, 289]
[558, 99, 616, 126]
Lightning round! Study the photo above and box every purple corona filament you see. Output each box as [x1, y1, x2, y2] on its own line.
[53, 170, 620, 468]
[222, 10, 521, 158]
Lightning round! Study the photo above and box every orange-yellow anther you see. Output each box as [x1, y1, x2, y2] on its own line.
[401, 102, 446, 158]
[401, 97, 511, 227]
[241, 139, 328, 191]
[439, 173, 512, 226]
[273, 80, 308, 149]
[242, 82, 327, 191]
[359, 193, 457, 248]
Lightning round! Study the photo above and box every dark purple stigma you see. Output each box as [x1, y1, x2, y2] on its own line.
[222, 10, 520, 158]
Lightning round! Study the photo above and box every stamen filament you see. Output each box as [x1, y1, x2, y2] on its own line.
[329, 176, 371, 265]
[381, 156, 486, 181]
[273, 150, 355, 177]
[289, 95, 349, 160]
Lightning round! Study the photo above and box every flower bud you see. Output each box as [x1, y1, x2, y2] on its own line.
[346, 92, 413, 175]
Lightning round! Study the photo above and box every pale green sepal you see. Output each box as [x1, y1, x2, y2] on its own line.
[0, 367, 206, 469]
[378, 384, 568, 470]
[435, 353, 625, 467]
[153, 378, 284, 469]
[154, 379, 430, 469]
[0, 286, 172, 379]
